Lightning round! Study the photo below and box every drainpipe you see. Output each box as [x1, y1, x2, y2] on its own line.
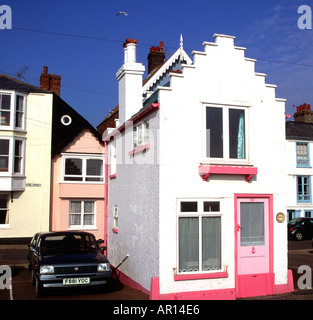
[104, 140, 108, 254]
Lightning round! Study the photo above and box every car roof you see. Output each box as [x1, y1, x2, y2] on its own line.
[36, 231, 95, 238]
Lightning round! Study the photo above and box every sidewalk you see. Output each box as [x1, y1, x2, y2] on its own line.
[0, 245, 29, 267]
[1, 245, 313, 300]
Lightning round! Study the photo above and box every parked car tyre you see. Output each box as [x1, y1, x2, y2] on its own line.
[35, 276, 45, 298]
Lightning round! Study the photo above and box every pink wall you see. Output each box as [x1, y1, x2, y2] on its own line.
[50, 129, 105, 240]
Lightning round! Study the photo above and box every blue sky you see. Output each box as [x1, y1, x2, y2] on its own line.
[1, 0, 313, 127]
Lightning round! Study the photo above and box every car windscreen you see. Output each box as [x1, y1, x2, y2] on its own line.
[288, 218, 302, 226]
[40, 234, 98, 255]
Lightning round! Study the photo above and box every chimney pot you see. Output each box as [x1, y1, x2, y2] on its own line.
[147, 41, 166, 74]
[40, 66, 61, 96]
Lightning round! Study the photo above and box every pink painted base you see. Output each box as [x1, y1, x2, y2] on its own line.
[114, 270, 294, 300]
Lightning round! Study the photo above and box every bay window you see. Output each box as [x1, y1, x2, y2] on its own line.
[0, 92, 25, 130]
[0, 194, 10, 225]
[206, 105, 246, 161]
[0, 138, 25, 175]
[178, 199, 222, 273]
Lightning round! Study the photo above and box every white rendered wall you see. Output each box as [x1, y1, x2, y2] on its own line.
[157, 35, 288, 295]
[107, 112, 160, 291]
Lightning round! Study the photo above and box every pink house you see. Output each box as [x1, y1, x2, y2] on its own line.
[50, 95, 105, 240]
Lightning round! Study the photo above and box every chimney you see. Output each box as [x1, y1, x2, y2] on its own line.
[147, 41, 165, 74]
[40, 66, 61, 96]
[294, 103, 313, 123]
[116, 38, 145, 124]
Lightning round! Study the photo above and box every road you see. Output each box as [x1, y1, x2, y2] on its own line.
[0, 268, 149, 300]
[1, 240, 313, 300]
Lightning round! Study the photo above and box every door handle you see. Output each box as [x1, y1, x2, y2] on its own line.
[237, 224, 243, 231]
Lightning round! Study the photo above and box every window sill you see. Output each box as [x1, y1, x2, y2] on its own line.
[68, 226, 97, 230]
[112, 228, 119, 234]
[199, 164, 257, 182]
[129, 143, 150, 156]
[174, 271, 228, 281]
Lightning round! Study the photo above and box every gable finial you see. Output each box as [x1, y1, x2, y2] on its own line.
[180, 34, 183, 49]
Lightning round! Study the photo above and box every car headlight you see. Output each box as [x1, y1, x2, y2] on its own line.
[97, 263, 110, 272]
[40, 265, 55, 274]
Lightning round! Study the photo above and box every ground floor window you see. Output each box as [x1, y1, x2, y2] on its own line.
[0, 194, 9, 225]
[178, 199, 222, 273]
[69, 200, 96, 229]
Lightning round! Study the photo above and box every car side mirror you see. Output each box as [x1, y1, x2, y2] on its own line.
[28, 244, 36, 253]
[99, 246, 107, 253]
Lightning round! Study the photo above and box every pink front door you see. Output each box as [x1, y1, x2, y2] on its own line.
[235, 195, 273, 298]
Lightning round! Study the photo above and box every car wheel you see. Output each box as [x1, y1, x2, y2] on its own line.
[35, 277, 45, 297]
[295, 232, 303, 241]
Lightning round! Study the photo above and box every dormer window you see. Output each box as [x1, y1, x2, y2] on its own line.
[0, 92, 26, 130]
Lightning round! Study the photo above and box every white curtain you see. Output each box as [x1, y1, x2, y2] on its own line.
[202, 217, 221, 271]
[179, 217, 199, 272]
[240, 202, 264, 246]
[179, 217, 221, 272]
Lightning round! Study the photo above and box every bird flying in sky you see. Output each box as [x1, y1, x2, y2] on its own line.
[116, 11, 128, 17]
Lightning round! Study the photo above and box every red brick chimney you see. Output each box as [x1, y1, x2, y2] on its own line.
[147, 41, 165, 74]
[40, 66, 61, 96]
[294, 103, 313, 123]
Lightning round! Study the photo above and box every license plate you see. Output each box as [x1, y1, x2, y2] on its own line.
[63, 277, 90, 285]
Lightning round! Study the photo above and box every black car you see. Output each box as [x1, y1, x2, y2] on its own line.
[288, 217, 313, 241]
[27, 231, 112, 297]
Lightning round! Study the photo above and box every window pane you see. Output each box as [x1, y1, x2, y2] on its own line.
[0, 140, 9, 155]
[14, 140, 23, 173]
[133, 126, 138, 148]
[70, 214, 81, 225]
[179, 217, 199, 272]
[206, 107, 223, 158]
[144, 121, 149, 144]
[138, 123, 143, 145]
[65, 158, 82, 175]
[16, 96, 23, 111]
[297, 143, 310, 167]
[0, 194, 9, 224]
[202, 217, 221, 271]
[83, 214, 94, 225]
[240, 202, 264, 246]
[84, 201, 94, 213]
[0, 140, 9, 172]
[180, 201, 198, 212]
[0, 111, 10, 126]
[1, 95, 11, 110]
[229, 109, 245, 159]
[70, 201, 81, 213]
[203, 201, 220, 212]
[86, 159, 103, 176]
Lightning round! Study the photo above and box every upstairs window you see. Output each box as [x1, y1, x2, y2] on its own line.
[206, 106, 246, 161]
[63, 155, 104, 182]
[133, 120, 149, 149]
[0, 92, 25, 130]
[296, 142, 310, 167]
[297, 176, 311, 203]
[0, 138, 25, 175]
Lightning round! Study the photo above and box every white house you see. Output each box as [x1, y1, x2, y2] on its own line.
[102, 34, 293, 299]
[286, 104, 313, 224]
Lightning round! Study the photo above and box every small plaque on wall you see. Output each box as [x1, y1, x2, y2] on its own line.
[276, 212, 285, 223]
